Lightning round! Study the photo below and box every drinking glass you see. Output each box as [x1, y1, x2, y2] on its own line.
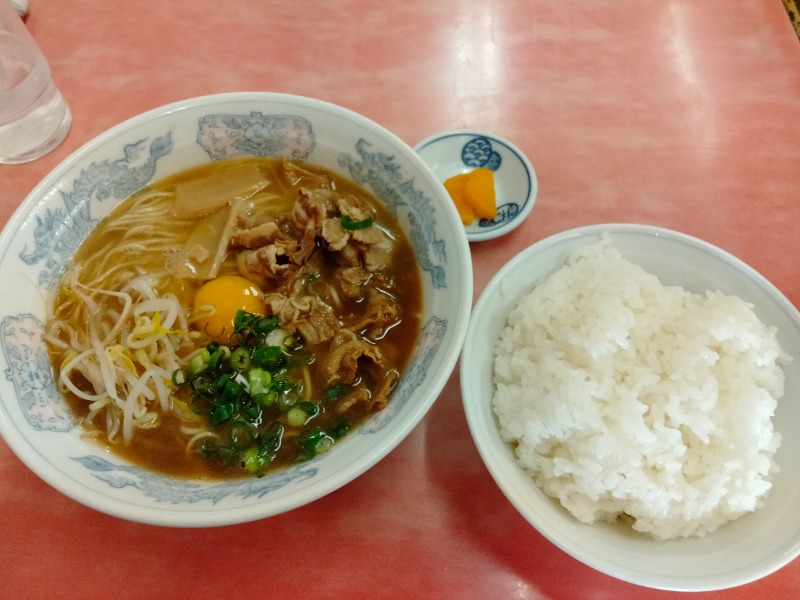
[0, 1, 71, 164]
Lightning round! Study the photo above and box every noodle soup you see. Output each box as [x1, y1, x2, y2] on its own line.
[46, 157, 422, 479]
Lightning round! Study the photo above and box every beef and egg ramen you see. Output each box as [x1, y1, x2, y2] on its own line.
[45, 157, 422, 479]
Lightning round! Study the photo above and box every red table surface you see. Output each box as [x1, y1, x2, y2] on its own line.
[2, 1, 800, 598]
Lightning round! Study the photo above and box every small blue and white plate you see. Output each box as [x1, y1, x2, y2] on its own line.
[414, 130, 537, 242]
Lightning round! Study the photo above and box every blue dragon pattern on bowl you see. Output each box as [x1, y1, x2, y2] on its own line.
[2, 111, 449, 505]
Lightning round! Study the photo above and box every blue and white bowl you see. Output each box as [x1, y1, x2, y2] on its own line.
[0, 92, 473, 527]
[414, 130, 537, 242]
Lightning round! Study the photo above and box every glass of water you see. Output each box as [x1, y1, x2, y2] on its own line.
[0, 1, 71, 164]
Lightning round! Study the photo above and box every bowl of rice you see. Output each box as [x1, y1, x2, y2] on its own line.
[461, 223, 800, 591]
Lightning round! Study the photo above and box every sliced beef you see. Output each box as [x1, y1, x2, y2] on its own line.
[338, 266, 371, 298]
[347, 287, 400, 339]
[226, 164, 406, 415]
[295, 300, 340, 345]
[323, 336, 385, 386]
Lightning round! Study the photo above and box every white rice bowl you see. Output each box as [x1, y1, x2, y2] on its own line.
[492, 237, 785, 540]
[461, 224, 800, 591]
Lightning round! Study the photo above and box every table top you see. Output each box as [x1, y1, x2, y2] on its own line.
[2, 1, 800, 598]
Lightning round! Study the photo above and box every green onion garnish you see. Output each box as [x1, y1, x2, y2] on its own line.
[330, 421, 351, 439]
[174, 308, 354, 477]
[324, 383, 350, 401]
[229, 347, 250, 371]
[340, 215, 373, 230]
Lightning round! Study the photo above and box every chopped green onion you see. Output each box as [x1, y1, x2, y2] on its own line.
[315, 436, 333, 455]
[210, 403, 234, 427]
[299, 427, 334, 458]
[271, 378, 294, 393]
[233, 310, 258, 331]
[189, 350, 209, 374]
[240, 402, 262, 424]
[248, 368, 272, 395]
[196, 437, 220, 459]
[287, 406, 308, 427]
[254, 315, 279, 337]
[287, 401, 320, 427]
[191, 373, 214, 393]
[220, 377, 245, 403]
[252, 346, 286, 370]
[227, 421, 255, 452]
[259, 422, 284, 452]
[330, 421, 351, 439]
[298, 401, 320, 417]
[324, 384, 350, 401]
[242, 446, 270, 475]
[340, 214, 373, 230]
[229, 347, 251, 371]
[171, 368, 187, 385]
[207, 349, 223, 370]
[253, 390, 277, 406]
[173, 300, 365, 475]
[283, 334, 302, 351]
[277, 393, 296, 412]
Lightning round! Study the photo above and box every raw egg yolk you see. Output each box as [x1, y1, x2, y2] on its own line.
[192, 275, 267, 342]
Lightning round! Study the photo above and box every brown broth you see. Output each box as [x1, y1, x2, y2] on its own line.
[49, 157, 422, 480]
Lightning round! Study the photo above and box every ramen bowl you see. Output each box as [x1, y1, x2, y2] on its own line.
[0, 92, 472, 527]
[461, 224, 800, 591]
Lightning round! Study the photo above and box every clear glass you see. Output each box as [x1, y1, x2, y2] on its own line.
[0, 1, 71, 164]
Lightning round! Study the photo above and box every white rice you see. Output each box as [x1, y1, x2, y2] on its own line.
[492, 238, 787, 540]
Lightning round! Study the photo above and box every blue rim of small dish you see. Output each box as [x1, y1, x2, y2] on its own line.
[414, 130, 537, 242]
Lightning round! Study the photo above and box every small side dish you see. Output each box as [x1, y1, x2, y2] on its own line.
[414, 130, 536, 241]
